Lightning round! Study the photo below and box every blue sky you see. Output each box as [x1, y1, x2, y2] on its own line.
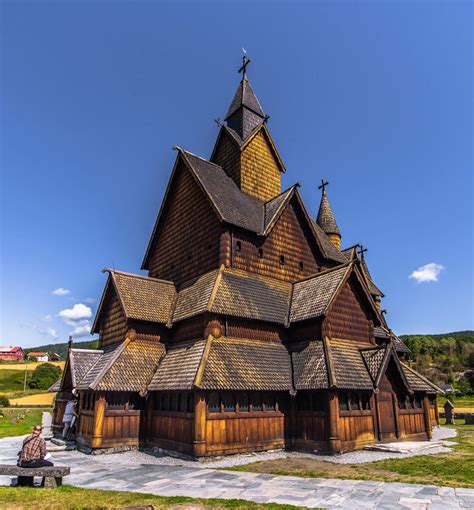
[1, 1, 472, 348]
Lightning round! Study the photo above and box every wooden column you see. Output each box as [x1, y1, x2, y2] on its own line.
[146, 393, 155, 444]
[423, 395, 433, 440]
[374, 392, 382, 441]
[328, 390, 341, 453]
[392, 394, 400, 439]
[193, 391, 207, 457]
[434, 397, 440, 426]
[289, 394, 296, 448]
[90, 394, 106, 448]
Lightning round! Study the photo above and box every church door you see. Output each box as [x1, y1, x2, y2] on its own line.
[376, 373, 398, 441]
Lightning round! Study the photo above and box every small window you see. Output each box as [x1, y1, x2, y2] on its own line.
[361, 394, 371, 410]
[280, 255, 285, 265]
[349, 392, 360, 411]
[258, 248, 263, 258]
[312, 393, 325, 411]
[413, 394, 422, 409]
[236, 241, 242, 252]
[187, 393, 194, 413]
[251, 392, 262, 411]
[180, 392, 188, 412]
[263, 393, 275, 411]
[299, 261, 304, 271]
[298, 392, 312, 411]
[171, 393, 179, 412]
[239, 393, 249, 412]
[339, 392, 349, 411]
[223, 392, 235, 412]
[208, 392, 220, 413]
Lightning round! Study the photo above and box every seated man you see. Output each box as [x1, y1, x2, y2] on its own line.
[17, 425, 53, 486]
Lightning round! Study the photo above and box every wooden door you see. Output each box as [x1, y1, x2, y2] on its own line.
[377, 391, 397, 441]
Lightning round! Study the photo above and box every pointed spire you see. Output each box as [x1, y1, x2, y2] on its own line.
[224, 56, 266, 139]
[316, 179, 341, 250]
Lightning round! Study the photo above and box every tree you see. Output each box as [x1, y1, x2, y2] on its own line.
[29, 363, 62, 390]
[455, 377, 472, 396]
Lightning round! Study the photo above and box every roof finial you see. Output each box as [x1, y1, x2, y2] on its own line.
[318, 179, 329, 194]
[238, 50, 251, 80]
[358, 245, 368, 260]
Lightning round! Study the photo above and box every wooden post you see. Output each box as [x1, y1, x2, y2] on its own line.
[146, 393, 155, 444]
[423, 395, 433, 440]
[392, 394, 400, 439]
[328, 390, 341, 453]
[434, 397, 440, 426]
[289, 394, 296, 448]
[91, 394, 106, 448]
[374, 392, 382, 441]
[193, 391, 207, 457]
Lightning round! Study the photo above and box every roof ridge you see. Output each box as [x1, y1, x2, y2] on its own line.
[292, 261, 352, 285]
[176, 146, 223, 169]
[89, 339, 131, 391]
[70, 348, 103, 354]
[103, 268, 175, 286]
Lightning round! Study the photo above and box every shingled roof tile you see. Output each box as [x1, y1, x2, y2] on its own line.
[291, 341, 329, 390]
[328, 338, 374, 390]
[200, 337, 292, 391]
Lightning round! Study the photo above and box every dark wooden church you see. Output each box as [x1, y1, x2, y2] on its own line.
[54, 59, 441, 456]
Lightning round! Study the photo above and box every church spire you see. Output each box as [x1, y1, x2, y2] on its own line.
[316, 179, 341, 250]
[225, 55, 266, 139]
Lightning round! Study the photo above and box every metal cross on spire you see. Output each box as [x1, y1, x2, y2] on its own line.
[358, 245, 368, 260]
[318, 179, 329, 193]
[239, 52, 251, 79]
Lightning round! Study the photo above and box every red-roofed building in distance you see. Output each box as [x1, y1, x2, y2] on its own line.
[0, 346, 25, 362]
[27, 351, 49, 362]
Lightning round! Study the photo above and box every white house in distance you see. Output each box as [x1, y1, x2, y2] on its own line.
[27, 351, 49, 362]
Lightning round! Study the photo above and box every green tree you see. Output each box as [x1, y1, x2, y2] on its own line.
[455, 377, 472, 396]
[28, 363, 62, 390]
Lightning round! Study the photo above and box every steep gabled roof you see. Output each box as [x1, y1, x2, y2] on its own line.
[400, 362, 443, 394]
[92, 270, 176, 334]
[290, 264, 351, 323]
[225, 78, 265, 120]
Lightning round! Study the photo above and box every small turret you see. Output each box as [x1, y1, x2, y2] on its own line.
[316, 179, 341, 250]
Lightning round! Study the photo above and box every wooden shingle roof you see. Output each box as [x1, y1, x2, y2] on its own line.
[291, 341, 329, 390]
[401, 362, 442, 394]
[200, 337, 292, 391]
[316, 190, 340, 236]
[69, 349, 103, 387]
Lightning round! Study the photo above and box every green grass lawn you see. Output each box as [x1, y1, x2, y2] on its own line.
[227, 421, 474, 488]
[0, 408, 50, 439]
[0, 486, 305, 510]
[0, 369, 34, 393]
[438, 395, 474, 408]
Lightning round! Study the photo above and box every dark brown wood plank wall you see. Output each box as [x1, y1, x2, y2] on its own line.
[99, 291, 128, 348]
[326, 279, 374, 343]
[231, 201, 320, 282]
[148, 163, 223, 285]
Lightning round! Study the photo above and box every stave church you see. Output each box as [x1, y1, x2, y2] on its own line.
[53, 58, 441, 456]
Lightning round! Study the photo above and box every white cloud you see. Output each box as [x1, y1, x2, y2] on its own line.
[409, 263, 444, 283]
[52, 288, 70, 296]
[36, 326, 59, 339]
[84, 297, 97, 304]
[70, 321, 91, 338]
[58, 303, 92, 325]
[42, 314, 53, 322]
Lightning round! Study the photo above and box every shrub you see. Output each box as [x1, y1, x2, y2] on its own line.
[28, 363, 62, 390]
[0, 396, 10, 408]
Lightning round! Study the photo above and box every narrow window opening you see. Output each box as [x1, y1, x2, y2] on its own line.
[236, 241, 242, 252]
[258, 248, 263, 258]
[223, 392, 235, 412]
[279, 255, 285, 265]
[339, 392, 349, 411]
[299, 261, 304, 270]
[239, 393, 249, 411]
[208, 392, 220, 413]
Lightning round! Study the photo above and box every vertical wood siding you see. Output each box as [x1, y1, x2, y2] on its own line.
[99, 291, 128, 348]
[232, 201, 320, 282]
[102, 411, 141, 446]
[148, 412, 195, 455]
[339, 411, 376, 445]
[148, 163, 222, 285]
[326, 279, 374, 343]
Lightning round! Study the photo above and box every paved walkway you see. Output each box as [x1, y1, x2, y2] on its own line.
[1, 436, 473, 509]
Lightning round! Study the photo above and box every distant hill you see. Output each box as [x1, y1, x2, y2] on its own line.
[24, 339, 99, 360]
[399, 330, 474, 392]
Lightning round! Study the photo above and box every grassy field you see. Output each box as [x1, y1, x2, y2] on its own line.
[0, 486, 302, 510]
[0, 362, 65, 371]
[227, 420, 474, 488]
[9, 393, 56, 406]
[0, 408, 50, 439]
[438, 395, 474, 413]
[0, 370, 34, 393]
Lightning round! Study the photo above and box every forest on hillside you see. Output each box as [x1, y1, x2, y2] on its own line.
[400, 330, 474, 394]
[23, 339, 99, 359]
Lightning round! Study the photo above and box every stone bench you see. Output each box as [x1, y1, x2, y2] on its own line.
[0, 464, 70, 488]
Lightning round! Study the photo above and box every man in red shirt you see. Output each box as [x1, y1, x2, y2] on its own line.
[17, 425, 54, 485]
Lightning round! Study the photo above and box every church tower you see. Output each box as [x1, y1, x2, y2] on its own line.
[316, 180, 341, 250]
[211, 56, 285, 202]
